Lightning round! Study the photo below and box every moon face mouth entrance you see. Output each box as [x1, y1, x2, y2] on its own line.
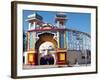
[40, 54, 54, 65]
[39, 41, 56, 65]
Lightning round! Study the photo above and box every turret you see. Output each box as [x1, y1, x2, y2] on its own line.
[26, 12, 43, 30]
[55, 13, 68, 28]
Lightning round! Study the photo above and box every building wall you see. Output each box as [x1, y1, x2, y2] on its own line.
[67, 50, 91, 65]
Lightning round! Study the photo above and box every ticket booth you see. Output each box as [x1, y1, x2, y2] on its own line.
[56, 49, 67, 65]
[28, 53, 36, 65]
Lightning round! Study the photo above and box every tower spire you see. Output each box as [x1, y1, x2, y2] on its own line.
[55, 13, 68, 28]
[26, 12, 43, 30]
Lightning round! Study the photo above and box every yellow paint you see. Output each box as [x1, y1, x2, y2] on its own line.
[29, 53, 34, 62]
[27, 32, 30, 50]
[58, 31, 60, 48]
[60, 53, 65, 60]
[32, 32, 35, 50]
[43, 26, 52, 29]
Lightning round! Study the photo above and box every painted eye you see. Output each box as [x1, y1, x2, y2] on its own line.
[42, 49, 46, 51]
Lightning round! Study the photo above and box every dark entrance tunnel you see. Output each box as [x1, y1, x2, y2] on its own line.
[40, 54, 54, 65]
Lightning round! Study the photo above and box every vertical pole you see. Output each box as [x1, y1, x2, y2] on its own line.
[27, 32, 30, 51]
[33, 22, 36, 29]
[29, 23, 31, 30]
[57, 21, 60, 28]
[84, 35, 87, 66]
[64, 31, 67, 48]
[58, 31, 60, 48]
[68, 31, 73, 50]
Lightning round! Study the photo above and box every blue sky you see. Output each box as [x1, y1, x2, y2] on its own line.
[23, 10, 91, 34]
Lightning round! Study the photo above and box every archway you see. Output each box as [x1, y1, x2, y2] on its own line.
[39, 41, 56, 65]
[35, 33, 57, 65]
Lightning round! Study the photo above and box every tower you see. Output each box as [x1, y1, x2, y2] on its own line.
[55, 13, 67, 48]
[26, 12, 43, 30]
[26, 12, 43, 51]
[55, 13, 68, 28]
[55, 13, 68, 65]
[25, 12, 43, 65]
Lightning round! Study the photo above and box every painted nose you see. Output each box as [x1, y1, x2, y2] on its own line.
[44, 50, 48, 55]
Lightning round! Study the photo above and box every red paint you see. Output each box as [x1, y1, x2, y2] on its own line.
[28, 28, 67, 32]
